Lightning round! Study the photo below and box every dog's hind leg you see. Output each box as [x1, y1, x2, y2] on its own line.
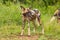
[37, 15, 44, 34]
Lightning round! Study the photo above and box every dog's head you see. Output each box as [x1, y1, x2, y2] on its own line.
[54, 8, 60, 16]
[20, 6, 32, 14]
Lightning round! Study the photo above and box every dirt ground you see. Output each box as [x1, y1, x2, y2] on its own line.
[0, 34, 59, 40]
[0, 35, 40, 40]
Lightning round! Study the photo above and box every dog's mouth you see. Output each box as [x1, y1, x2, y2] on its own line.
[22, 13, 27, 16]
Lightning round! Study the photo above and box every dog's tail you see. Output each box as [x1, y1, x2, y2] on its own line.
[36, 14, 41, 26]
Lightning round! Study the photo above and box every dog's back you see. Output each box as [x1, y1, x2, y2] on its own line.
[23, 9, 40, 21]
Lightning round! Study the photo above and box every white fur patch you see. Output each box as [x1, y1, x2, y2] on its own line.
[30, 10, 35, 15]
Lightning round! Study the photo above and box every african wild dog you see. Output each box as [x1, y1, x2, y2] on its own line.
[50, 8, 60, 23]
[20, 6, 44, 35]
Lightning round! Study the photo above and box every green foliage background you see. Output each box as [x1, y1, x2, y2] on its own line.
[0, 0, 60, 40]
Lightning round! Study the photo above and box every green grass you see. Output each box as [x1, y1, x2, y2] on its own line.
[0, 3, 60, 40]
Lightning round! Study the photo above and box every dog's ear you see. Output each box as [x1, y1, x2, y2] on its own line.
[20, 6, 25, 10]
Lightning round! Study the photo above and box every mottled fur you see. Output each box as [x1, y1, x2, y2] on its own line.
[20, 6, 44, 35]
[54, 9, 60, 23]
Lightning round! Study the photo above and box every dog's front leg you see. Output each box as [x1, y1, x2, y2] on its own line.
[32, 20, 37, 33]
[21, 17, 26, 35]
[27, 20, 30, 36]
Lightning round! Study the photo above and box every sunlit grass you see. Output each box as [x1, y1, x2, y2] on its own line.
[0, 25, 21, 37]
